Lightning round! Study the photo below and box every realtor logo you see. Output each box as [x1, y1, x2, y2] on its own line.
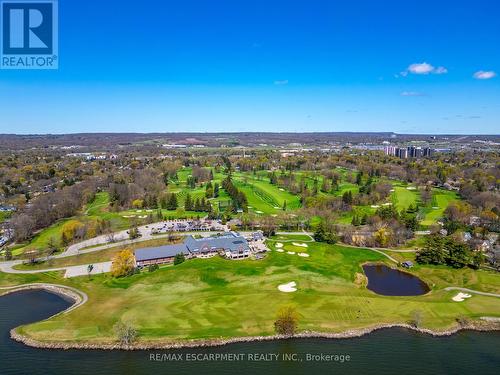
[1, 0, 58, 69]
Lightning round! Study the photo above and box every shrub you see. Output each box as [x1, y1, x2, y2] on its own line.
[173, 253, 185, 265]
[274, 306, 299, 336]
[114, 321, 137, 345]
[148, 264, 159, 272]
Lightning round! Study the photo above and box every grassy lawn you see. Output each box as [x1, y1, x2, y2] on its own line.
[11, 218, 72, 256]
[233, 173, 302, 212]
[420, 189, 460, 226]
[391, 185, 419, 211]
[270, 234, 313, 242]
[0, 210, 12, 223]
[3, 236, 498, 345]
[85, 192, 110, 215]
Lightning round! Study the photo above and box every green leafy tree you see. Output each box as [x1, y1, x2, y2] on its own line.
[174, 253, 186, 265]
[185, 193, 193, 211]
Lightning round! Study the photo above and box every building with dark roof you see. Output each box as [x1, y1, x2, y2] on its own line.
[134, 232, 251, 266]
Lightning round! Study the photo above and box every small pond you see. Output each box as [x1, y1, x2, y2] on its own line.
[362, 264, 430, 296]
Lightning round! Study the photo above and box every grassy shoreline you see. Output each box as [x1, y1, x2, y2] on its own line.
[2, 237, 499, 347]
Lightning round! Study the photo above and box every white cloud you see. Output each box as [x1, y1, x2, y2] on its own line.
[408, 62, 435, 74]
[434, 66, 448, 74]
[473, 70, 497, 80]
[400, 91, 425, 97]
[274, 80, 289, 85]
[402, 62, 448, 76]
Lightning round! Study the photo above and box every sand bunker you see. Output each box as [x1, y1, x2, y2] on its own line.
[278, 281, 297, 293]
[371, 205, 380, 208]
[298, 253, 310, 257]
[274, 206, 281, 209]
[138, 215, 147, 218]
[275, 243, 284, 248]
[382, 203, 392, 206]
[292, 242, 308, 248]
[122, 215, 134, 218]
[452, 292, 472, 302]
[279, 188, 285, 191]
[276, 249, 284, 253]
[406, 186, 417, 190]
[287, 251, 296, 255]
[255, 210, 264, 214]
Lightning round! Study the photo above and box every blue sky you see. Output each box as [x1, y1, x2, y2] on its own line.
[0, 0, 499, 134]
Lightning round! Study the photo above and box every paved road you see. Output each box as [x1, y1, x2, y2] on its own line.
[0, 221, 311, 274]
[64, 261, 112, 278]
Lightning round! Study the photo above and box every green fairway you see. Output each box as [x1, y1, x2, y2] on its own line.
[391, 185, 419, 211]
[11, 218, 72, 256]
[233, 173, 301, 210]
[420, 189, 460, 226]
[85, 192, 111, 215]
[4, 237, 499, 346]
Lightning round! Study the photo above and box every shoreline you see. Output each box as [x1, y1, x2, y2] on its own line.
[3, 283, 500, 351]
[0, 283, 87, 315]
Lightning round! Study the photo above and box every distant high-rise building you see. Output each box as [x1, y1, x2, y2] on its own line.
[384, 145, 433, 159]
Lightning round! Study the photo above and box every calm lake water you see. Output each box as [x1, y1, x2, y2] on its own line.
[363, 264, 430, 296]
[1, 290, 499, 375]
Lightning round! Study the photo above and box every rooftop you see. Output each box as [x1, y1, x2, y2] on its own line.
[135, 244, 189, 262]
[134, 233, 250, 262]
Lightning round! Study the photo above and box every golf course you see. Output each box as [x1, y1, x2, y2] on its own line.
[5, 166, 464, 260]
[2, 235, 499, 346]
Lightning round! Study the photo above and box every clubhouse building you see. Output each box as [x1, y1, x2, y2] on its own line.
[134, 232, 252, 267]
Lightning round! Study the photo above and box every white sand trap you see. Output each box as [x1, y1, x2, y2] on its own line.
[146, 209, 153, 212]
[255, 210, 264, 214]
[390, 189, 395, 192]
[279, 188, 285, 191]
[136, 210, 143, 212]
[292, 242, 308, 248]
[276, 249, 284, 253]
[122, 215, 134, 218]
[275, 243, 284, 248]
[298, 253, 310, 257]
[271, 214, 278, 217]
[278, 282, 297, 293]
[382, 203, 392, 206]
[274, 206, 281, 209]
[432, 207, 440, 209]
[371, 205, 380, 208]
[452, 292, 472, 302]
[138, 215, 147, 218]
[287, 251, 296, 255]
[406, 186, 417, 190]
